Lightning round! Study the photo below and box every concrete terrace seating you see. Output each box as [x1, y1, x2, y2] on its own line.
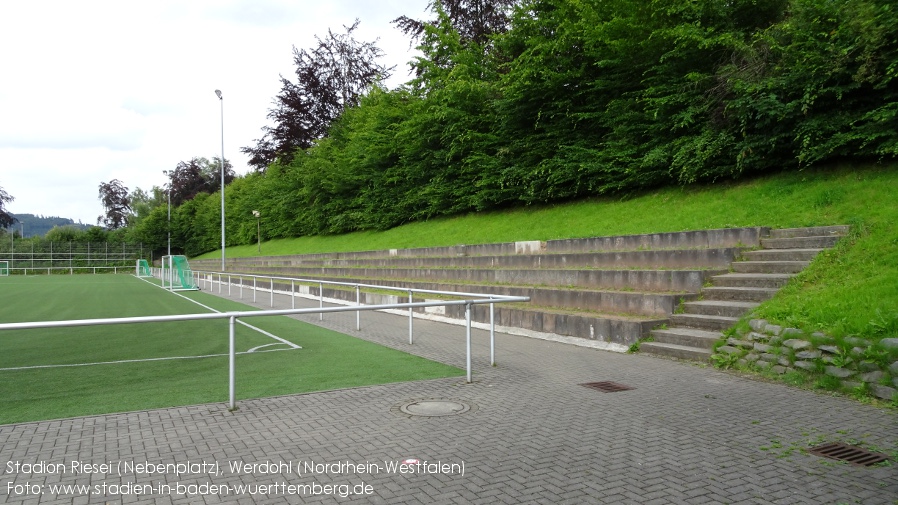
[191, 227, 781, 353]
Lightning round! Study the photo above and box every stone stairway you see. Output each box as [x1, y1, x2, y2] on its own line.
[640, 226, 849, 360]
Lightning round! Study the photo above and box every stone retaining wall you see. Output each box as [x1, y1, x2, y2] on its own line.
[716, 319, 898, 401]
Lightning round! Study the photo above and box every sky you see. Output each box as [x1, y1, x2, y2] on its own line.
[0, 0, 430, 228]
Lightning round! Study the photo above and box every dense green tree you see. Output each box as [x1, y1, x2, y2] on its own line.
[0, 186, 15, 228]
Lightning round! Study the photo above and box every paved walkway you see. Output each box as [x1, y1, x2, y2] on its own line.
[1, 286, 896, 504]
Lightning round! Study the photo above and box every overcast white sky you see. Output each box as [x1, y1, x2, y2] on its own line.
[0, 0, 430, 228]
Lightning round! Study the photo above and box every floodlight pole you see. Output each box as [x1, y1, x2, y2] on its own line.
[215, 89, 226, 272]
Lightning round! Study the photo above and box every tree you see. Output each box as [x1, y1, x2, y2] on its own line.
[166, 157, 234, 206]
[241, 20, 392, 171]
[0, 185, 15, 229]
[97, 179, 131, 230]
[393, 0, 517, 56]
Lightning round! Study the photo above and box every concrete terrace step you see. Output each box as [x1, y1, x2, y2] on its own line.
[639, 341, 713, 361]
[277, 282, 665, 347]
[265, 276, 698, 318]
[768, 225, 850, 238]
[710, 273, 794, 289]
[669, 313, 739, 331]
[741, 248, 823, 262]
[682, 300, 759, 317]
[701, 286, 779, 302]
[761, 236, 841, 249]
[650, 327, 722, 349]
[209, 247, 745, 271]
[731, 261, 809, 274]
[229, 265, 720, 293]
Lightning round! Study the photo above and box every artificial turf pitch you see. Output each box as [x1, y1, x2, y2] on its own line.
[0, 274, 462, 425]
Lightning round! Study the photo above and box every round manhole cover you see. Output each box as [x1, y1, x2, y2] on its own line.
[396, 399, 474, 417]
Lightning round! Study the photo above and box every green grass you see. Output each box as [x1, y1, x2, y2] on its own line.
[0, 275, 462, 425]
[197, 162, 898, 340]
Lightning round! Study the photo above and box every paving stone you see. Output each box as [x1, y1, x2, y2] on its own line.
[794, 350, 821, 360]
[765, 324, 783, 336]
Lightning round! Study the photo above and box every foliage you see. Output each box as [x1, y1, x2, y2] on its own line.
[0, 185, 14, 229]
[97, 179, 131, 230]
[166, 157, 234, 206]
[120, 0, 897, 258]
[241, 20, 392, 170]
[393, 0, 517, 51]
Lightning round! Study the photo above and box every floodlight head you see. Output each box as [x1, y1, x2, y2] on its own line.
[215, 89, 222, 99]
[252, 210, 260, 218]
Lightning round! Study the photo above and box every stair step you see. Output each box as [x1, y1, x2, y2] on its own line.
[650, 327, 722, 348]
[682, 300, 759, 317]
[711, 273, 793, 289]
[669, 313, 739, 331]
[761, 236, 840, 249]
[769, 225, 849, 238]
[702, 286, 779, 302]
[640, 341, 713, 361]
[731, 261, 809, 274]
[741, 249, 822, 262]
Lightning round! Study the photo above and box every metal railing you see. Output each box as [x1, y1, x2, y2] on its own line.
[187, 270, 527, 368]
[2, 273, 530, 410]
[1, 266, 133, 276]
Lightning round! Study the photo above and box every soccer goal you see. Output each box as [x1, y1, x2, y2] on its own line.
[161, 255, 199, 291]
[136, 259, 152, 278]
[0, 261, 8, 276]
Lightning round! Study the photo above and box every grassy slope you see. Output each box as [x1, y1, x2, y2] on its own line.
[197, 162, 898, 339]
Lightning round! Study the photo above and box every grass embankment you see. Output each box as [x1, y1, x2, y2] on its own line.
[198, 162, 898, 341]
[0, 275, 461, 425]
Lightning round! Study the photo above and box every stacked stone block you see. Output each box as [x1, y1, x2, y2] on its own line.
[718, 318, 898, 401]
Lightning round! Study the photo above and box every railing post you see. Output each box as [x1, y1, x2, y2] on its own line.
[253, 277, 257, 303]
[270, 278, 274, 308]
[355, 284, 361, 331]
[239, 276, 243, 299]
[490, 299, 496, 366]
[218, 273, 222, 294]
[466, 303, 472, 383]
[228, 275, 231, 296]
[291, 280, 295, 309]
[408, 289, 413, 345]
[228, 315, 236, 410]
[319, 282, 323, 321]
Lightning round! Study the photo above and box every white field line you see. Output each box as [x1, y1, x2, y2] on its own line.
[136, 275, 301, 350]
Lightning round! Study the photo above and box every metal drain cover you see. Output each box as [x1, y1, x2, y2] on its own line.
[397, 399, 473, 417]
[807, 442, 890, 467]
[580, 381, 635, 393]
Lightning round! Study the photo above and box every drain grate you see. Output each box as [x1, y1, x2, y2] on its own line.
[807, 442, 890, 467]
[580, 381, 635, 393]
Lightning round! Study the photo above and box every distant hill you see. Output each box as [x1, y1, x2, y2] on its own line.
[10, 214, 91, 238]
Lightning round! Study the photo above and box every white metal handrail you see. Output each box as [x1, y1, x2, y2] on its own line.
[183, 269, 523, 366]
[0, 293, 529, 410]
[0, 266, 132, 275]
